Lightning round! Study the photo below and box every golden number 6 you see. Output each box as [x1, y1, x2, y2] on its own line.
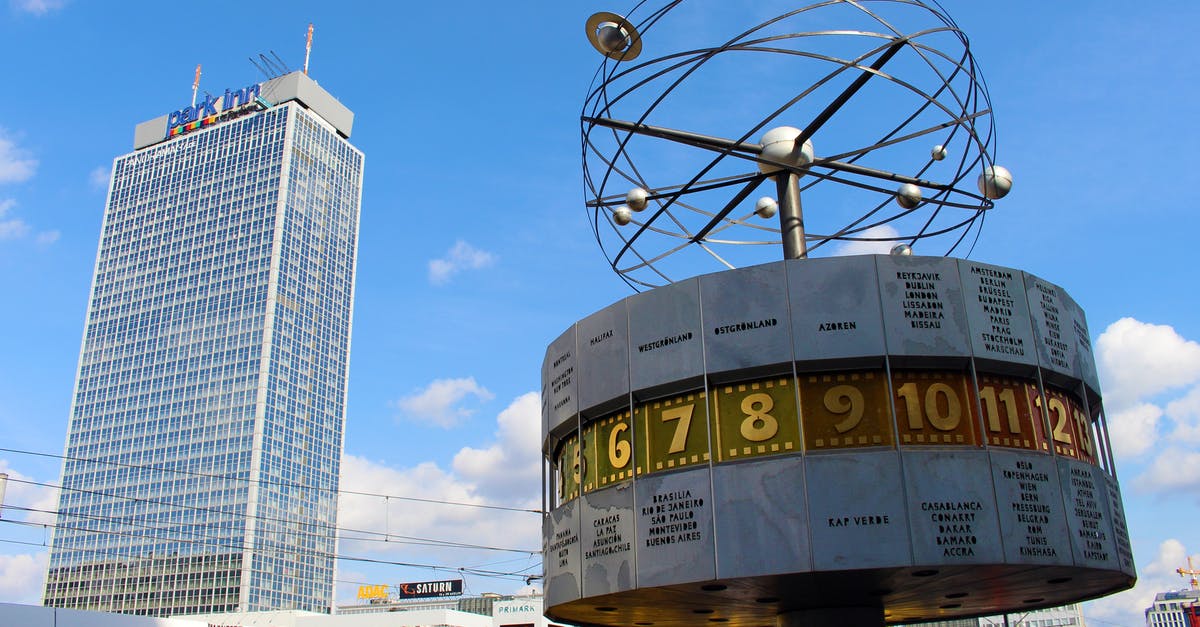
[739, 392, 779, 441]
[608, 422, 631, 468]
[824, 384, 864, 433]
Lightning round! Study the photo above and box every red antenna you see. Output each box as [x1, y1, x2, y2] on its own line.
[191, 64, 202, 107]
[304, 23, 314, 75]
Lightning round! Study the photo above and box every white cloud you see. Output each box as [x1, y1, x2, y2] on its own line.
[394, 377, 494, 428]
[428, 240, 496, 285]
[0, 217, 30, 240]
[1134, 446, 1200, 493]
[1106, 402, 1162, 458]
[0, 460, 61, 526]
[1087, 540, 1197, 627]
[831, 224, 902, 256]
[0, 198, 14, 216]
[0, 132, 37, 183]
[1097, 318, 1200, 412]
[35, 230, 59, 245]
[453, 392, 542, 503]
[337, 393, 544, 604]
[0, 551, 47, 604]
[88, 165, 111, 190]
[10, 0, 65, 16]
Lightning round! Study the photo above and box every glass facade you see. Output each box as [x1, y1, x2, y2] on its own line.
[43, 100, 363, 616]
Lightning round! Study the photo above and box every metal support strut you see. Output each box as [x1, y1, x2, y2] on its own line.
[777, 172, 806, 259]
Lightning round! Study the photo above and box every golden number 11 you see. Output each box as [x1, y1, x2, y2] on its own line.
[980, 386, 1020, 434]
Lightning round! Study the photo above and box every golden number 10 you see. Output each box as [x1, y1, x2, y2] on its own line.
[897, 382, 961, 431]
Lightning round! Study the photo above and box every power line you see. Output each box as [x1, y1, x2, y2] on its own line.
[0, 446, 543, 515]
[2, 475, 540, 557]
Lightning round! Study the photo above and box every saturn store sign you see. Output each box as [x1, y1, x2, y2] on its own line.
[398, 579, 463, 599]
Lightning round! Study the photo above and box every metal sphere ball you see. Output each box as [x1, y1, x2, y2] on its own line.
[758, 126, 815, 174]
[891, 243, 913, 256]
[626, 187, 649, 211]
[931, 145, 948, 161]
[978, 165, 1013, 200]
[613, 206, 634, 226]
[754, 196, 779, 219]
[597, 23, 629, 53]
[896, 183, 923, 209]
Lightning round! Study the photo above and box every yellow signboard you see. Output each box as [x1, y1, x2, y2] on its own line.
[357, 584, 389, 600]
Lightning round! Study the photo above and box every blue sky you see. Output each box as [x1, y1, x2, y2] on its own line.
[0, 1, 1197, 625]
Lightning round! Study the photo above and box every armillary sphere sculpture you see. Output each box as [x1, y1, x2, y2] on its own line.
[542, 3, 1134, 627]
[582, 0, 1012, 289]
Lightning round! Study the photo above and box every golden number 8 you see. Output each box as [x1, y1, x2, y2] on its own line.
[739, 392, 779, 441]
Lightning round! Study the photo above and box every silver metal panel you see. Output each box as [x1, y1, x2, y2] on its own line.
[634, 467, 715, 587]
[958, 260, 1037, 367]
[1103, 473, 1136, 576]
[787, 255, 886, 363]
[261, 71, 355, 137]
[577, 300, 630, 414]
[700, 262, 792, 375]
[544, 502, 582, 605]
[806, 451, 912, 570]
[1062, 292, 1102, 397]
[628, 278, 704, 394]
[582, 484, 637, 596]
[877, 255, 972, 358]
[1023, 274, 1077, 380]
[903, 449, 1004, 565]
[988, 449, 1071, 565]
[545, 326, 579, 436]
[1058, 459, 1119, 570]
[132, 115, 169, 150]
[713, 457, 811, 578]
[0, 604, 52, 627]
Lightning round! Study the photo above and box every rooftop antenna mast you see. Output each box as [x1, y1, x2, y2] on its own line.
[191, 64, 201, 107]
[304, 23, 314, 75]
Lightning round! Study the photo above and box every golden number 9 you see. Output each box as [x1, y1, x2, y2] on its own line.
[824, 384, 864, 433]
[739, 392, 779, 441]
[608, 422, 631, 468]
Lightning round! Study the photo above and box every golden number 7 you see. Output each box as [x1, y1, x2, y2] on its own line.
[661, 404, 694, 454]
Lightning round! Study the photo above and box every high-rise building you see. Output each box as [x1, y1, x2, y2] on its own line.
[1146, 590, 1200, 627]
[42, 71, 363, 616]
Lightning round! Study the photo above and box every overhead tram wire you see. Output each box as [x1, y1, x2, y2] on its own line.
[0, 446, 542, 514]
[1, 510, 541, 583]
[1, 475, 540, 559]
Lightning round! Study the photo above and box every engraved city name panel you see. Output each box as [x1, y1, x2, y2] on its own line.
[958, 259, 1037, 370]
[988, 449, 1071, 565]
[788, 255, 886, 364]
[700, 262, 792, 376]
[545, 500, 582, 606]
[806, 450, 911, 570]
[634, 467, 716, 587]
[545, 326, 579, 437]
[1058, 458, 1119, 570]
[628, 278, 703, 394]
[903, 450, 1004, 565]
[577, 300, 630, 414]
[877, 255, 971, 359]
[1024, 273, 1077, 381]
[581, 485, 637, 597]
[713, 457, 811, 578]
[1103, 474, 1136, 577]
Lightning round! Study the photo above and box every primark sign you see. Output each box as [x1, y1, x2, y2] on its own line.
[165, 83, 265, 138]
